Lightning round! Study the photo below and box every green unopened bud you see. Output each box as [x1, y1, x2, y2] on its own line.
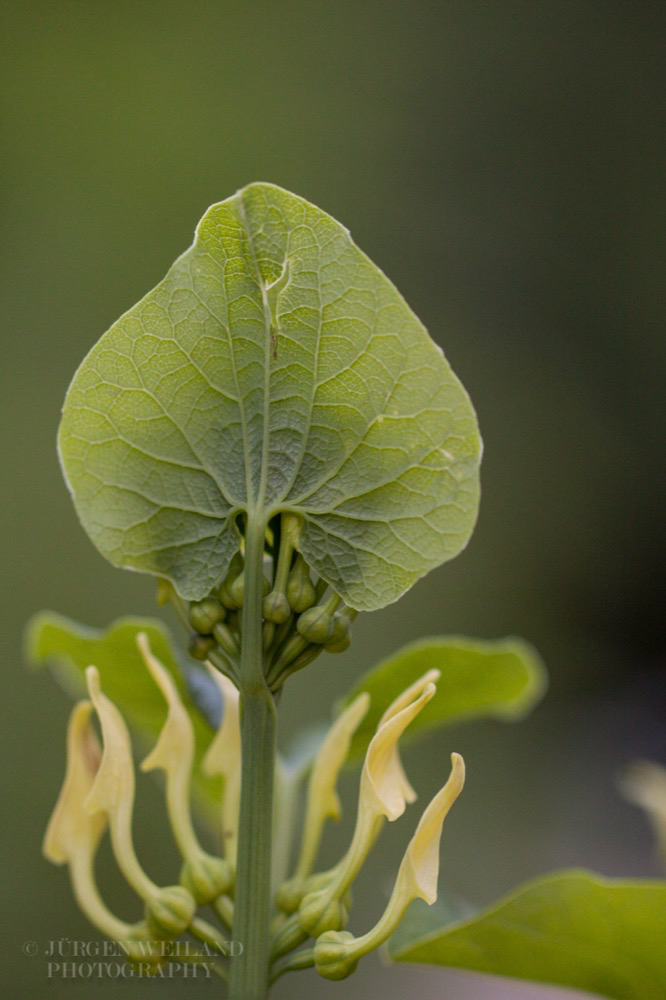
[188, 634, 217, 661]
[325, 634, 351, 654]
[277, 871, 333, 914]
[263, 591, 291, 624]
[276, 878, 307, 915]
[283, 645, 322, 676]
[325, 609, 356, 653]
[122, 923, 166, 967]
[314, 930, 358, 981]
[156, 579, 172, 607]
[286, 556, 317, 613]
[219, 582, 239, 609]
[297, 606, 335, 645]
[229, 572, 245, 607]
[218, 553, 244, 609]
[329, 610, 353, 644]
[263, 621, 276, 652]
[229, 571, 269, 608]
[270, 914, 308, 961]
[145, 886, 196, 939]
[188, 598, 226, 635]
[298, 890, 347, 937]
[180, 855, 232, 905]
[212, 623, 239, 658]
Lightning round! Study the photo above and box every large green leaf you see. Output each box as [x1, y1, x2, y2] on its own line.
[340, 636, 546, 762]
[25, 613, 221, 815]
[58, 183, 481, 610]
[388, 870, 666, 1000]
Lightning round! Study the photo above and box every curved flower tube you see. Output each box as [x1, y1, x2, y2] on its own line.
[314, 752, 465, 980]
[298, 673, 438, 936]
[43, 701, 142, 943]
[85, 666, 159, 901]
[201, 665, 242, 865]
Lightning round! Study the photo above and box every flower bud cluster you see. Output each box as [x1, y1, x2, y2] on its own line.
[163, 514, 357, 691]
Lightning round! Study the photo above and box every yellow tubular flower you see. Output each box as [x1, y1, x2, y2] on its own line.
[201, 665, 241, 865]
[137, 633, 201, 860]
[85, 666, 159, 901]
[43, 701, 139, 942]
[276, 692, 371, 917]
[138, 634, 232, 904]
[314, 753, 465, 980]
[363, 676, 438, 821]
[376, 668, 440, 808]
[295, 691, 371, 882]
[299, 674, 437, 937]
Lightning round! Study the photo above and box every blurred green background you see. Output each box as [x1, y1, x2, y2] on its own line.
[2, 2, 663, 998]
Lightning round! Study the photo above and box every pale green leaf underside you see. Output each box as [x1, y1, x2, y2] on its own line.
[58, 183, 481, 609]
[388, 870, 666, 1000]
[25, 613, 221, 818]
[340, 636, 547, 762]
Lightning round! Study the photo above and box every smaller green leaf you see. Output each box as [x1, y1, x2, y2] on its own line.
[340, 636, 546, 762]
[26, 613, 221, 817]
[388, 870, 666, 1000]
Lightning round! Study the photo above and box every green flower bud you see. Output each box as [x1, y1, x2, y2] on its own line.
[282, 645, 322, 676]
[262, 620, 276, 652]
[298, 889, 347, 937]
[218, 553, 244, 609]
[296, 606, 335, 645]
[218, 582, 239, 609]
[180, 855, 232, 905]
[313, 931, 358, 981]
[125, 946, 157, 969]
[145, 886, 196, 939]
[188, 597, 226, 634]
[329, 610, 353, 644]
[229, 571, 269, 607]
[276, 878, 307, 915]
[123, 923, 163, 967]
[212, 622, 239, 658]
[188, 634, 217, 661]
[324, 634, 351, 654]
[229, 572, 245, 607]
[277, 870, 333, 914]
[270, 914, 308, 961]
[286, 557, 317, 613]
[263, 591, 291, 624]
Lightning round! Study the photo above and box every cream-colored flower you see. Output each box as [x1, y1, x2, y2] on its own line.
[44, 700, 104, 864]
[293, 692, 370, 882]
[314, 753, 465, 979]
[85, 666, 158, 900]
[299, 673, 437, 936]
[386, 750, 465, 908]
[363, 673, 439, 822]
[201, 666, 241, 864]
[43, 700, 138, 942]
[376, 668, 440, 808]
[138, 635, 231, 904]
[137, 633, 200, 861]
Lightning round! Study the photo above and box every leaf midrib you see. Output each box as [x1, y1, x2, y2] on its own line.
[236, 191, 273, 513]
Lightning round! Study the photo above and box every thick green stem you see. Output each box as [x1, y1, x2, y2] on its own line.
[229, 518, 277, 1000]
